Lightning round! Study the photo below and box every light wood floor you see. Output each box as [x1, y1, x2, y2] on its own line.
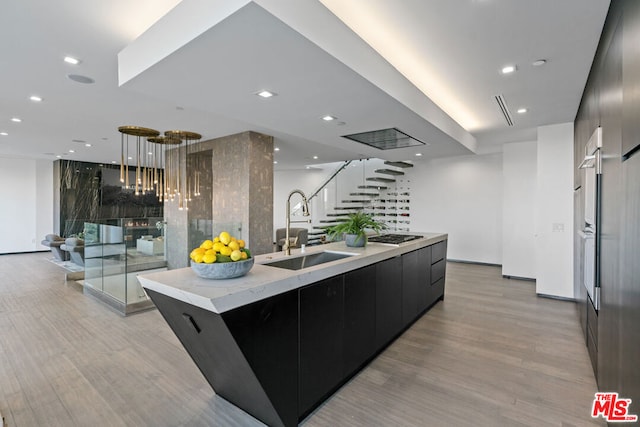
[0, 253, 603, 426]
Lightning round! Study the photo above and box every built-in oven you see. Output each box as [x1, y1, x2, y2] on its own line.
[578, 127, 602, 310]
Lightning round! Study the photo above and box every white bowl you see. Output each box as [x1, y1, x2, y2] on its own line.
[190, 257, 254, 280]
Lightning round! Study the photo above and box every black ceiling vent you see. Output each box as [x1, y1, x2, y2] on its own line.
[341, 127, 427, 150]
[495, 94, 514, 126]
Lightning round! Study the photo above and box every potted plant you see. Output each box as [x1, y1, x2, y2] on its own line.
[326, 211, 386, 247]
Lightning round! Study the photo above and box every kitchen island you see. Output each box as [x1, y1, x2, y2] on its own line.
[139, 232, 447, 427]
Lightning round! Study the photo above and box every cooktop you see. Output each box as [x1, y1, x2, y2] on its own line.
[367, 234, 424, 244]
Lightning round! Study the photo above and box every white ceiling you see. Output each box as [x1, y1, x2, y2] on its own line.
[0, 0, 610, 170]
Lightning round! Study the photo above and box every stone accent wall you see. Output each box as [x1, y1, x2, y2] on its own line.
[165, 131, 273, 268]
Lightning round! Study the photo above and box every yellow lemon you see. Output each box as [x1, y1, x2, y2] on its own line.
[237, 239, 245, 249]
[219, 246, 232, 256]
[190, 247, 205, 260]
[212, 242, 225, 253]
[200, 239, 214, 250]
[228, 241, 240, 251]
[203, 253, 216, 264]
[205, 249, 216, 256]
[193, 252, 205, 263]
[213, 237, 220, 243]
[240, 251, 248, 260]
[219, 231, 231, 245]
[230, 250, 242, 262]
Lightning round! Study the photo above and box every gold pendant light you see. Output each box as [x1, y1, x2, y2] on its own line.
[164, 130, 202, 211]
[117, 126, 160, 195]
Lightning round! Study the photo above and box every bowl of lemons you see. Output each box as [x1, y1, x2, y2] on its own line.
[190, 231, 254, 280]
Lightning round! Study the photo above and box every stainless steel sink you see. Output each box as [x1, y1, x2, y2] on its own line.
[262, 251, 355, 271]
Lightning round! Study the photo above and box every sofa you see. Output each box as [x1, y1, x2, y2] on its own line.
[60, 237, 85, 266]
[41, 234, 69, 261]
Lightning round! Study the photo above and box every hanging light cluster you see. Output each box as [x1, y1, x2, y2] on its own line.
[164, 130, 202, 210]
[118, 126, 202, 210]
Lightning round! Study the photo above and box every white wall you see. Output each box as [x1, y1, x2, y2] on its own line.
[407, 153, 503, 264]
[535, 123, 574, 298]
[502, 141, 537, 278]
[0, 158, 54, 254]
[273, 168, 328, 233]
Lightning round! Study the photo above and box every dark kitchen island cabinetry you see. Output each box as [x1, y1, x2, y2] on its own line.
[140, 233, 447, 427]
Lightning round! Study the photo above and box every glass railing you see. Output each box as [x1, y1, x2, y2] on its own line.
[83, 217, 167, 315]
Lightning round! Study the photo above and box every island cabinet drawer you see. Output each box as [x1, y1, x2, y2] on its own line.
[431, 259, 446, 284]
[431, 240, 447, 264]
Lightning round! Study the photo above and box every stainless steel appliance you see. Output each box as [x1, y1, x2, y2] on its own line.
[578, 127, 602, 310]
[367, 234, 423, 245]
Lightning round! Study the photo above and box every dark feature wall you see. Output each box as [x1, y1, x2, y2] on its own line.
[574, 0, 640, 406]
[54, 160, 163, 236]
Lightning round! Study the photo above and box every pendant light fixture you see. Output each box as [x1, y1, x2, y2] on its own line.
[164, 130, 202, 210]
[117, 126, 201, 210]
[117, 126, 160, 195]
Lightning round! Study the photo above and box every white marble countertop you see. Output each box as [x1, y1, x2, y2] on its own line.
[138, 232, 447, 313]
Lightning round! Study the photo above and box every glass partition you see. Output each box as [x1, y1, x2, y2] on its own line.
[83, 217, 167, 315]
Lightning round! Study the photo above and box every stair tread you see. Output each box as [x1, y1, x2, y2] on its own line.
[349, 192, 379, 196]
[341, 199, 372, 203]
[367, 177, 396, 183]
[358, 185, 389, 190]
[384, 160, 414, 168]
[375, 168, 405, 176]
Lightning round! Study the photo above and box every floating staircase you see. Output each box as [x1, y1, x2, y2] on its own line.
[305, 158, 413, 244]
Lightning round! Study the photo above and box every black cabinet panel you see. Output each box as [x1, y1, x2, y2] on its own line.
[223, 291, 299, 427]
[375, 256, 403, 349]
[343, 265, 376, 377]
[431, 241, 446, 263]
[402, 247, 432, 326]
[429, 278, 445, 307]
[402, 249, 420, 326]
[620, 152, 640, 408]
[299, 276, 344, 417]
[147, 289, 292, 427]
[623, 0, 640, 157]
[431, 259, 446, 284]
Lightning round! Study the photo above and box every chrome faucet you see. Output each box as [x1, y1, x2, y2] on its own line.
[284, 189, 310, 255]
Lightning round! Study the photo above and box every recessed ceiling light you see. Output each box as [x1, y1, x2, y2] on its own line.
[67, 74, 95, 84]
[64, 56, 80, 65]
[111, 161, 117, 164]
[69, 149, 75, 153]
[322, 115, 337, 121]
[0, 132, 8, 136]
[148, 152, 153, 155]
[517, 108, 528, 114]
[273, 161, 278, 164]
[313, 155, 318, 159]
[128, 156, 133, 160]
[30, 95, 43, 102]
[532, 59, 547, 67]
[85, 143, 92, 147]
[501, 65, 516, 74]
[56, 155, 62, 158]
[415, 153, 423, 157]
[274, 147, 280, 151]
[11, 117, 21, 123]
[256, 90, 276, 98]
[306, 166, 311, 169]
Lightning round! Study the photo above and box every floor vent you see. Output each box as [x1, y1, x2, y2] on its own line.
[495, 94, 514, 126]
